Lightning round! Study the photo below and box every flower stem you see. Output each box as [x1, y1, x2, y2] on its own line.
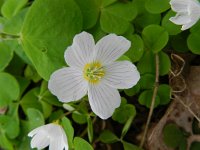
[80, 116, 96, 138]
[140, 54, 159, 148]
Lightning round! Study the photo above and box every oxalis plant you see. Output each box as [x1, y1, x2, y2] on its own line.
[0, 0, 200, 150]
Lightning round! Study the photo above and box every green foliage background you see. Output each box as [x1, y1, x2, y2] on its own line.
[0, 0, 200, 149]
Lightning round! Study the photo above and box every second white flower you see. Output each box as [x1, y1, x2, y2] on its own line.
[169, 0, 200, 30]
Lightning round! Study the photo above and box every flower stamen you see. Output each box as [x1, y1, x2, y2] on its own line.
[83, 62, 105, 84]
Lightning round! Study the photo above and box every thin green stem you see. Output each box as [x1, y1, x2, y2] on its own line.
[140, 54, 159, 148]
[80, 116, 96, 138]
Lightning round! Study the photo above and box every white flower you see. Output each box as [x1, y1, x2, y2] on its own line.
[28, 123, 68, 150]
[169, 0, 200, 30]
[48, 32, 140, 119]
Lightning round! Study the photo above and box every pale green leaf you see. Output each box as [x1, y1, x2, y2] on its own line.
[21, 0, 82, 80]
[0, 72, 20, 107]
[74, 137, 93, 150]
[99, 130, 119, 143]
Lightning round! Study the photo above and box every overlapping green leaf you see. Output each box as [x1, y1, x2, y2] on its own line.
[2, 8, 27, 35]
[123, 141, 143, 150]
[74, 137, 93, 150]
[61, 117, 74, 148]
[100, 1, 137, 34]
[27, 108, 44, 130]
[0, 72, 20, 107]
[187, 31, 200, 54]
[125, 34, 144, 62]
[74, 0, 99, 29]
[137, 51, 171, 76]
[142, 25, 168, 53]
[112, 103, 136, 124]
[99, 130, 119, 143]
[161, 10, 181, 35]
[0, 42, 13, 71]
[138, 90, 160, 108]
[1, 0, 28, 18]
[145, 0, 170, 14]
[158, 84, 171, 105]
[20, 87, 52, 118]
[163, 123, 185, 149]
[21, 0, 82, 80]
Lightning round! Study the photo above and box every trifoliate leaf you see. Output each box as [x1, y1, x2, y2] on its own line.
[99, 130, 119, 143]
[142, 25, 168, 53]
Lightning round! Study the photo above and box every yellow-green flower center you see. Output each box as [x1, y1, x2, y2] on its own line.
[83, 62, 105, 84]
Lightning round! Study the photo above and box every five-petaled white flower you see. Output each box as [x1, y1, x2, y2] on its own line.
[48, 32, 140, 119]
[28, 123, 68, 150]
[169, 0, 200, 30]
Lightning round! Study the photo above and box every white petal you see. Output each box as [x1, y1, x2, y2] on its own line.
[48, 67, 88, 103]
[170, 0, 189, 13]
[181, 21, 197, 30]
[94, 34, 131, 65]
[28, 127, 42, 137]
[48, 124, 68, 150]
[64, 32, 95, 69]
[103, 61, 140, 89]
[170, 0, 200, 30]
[60, 128, 69, 150]
[88, 83, 121, 119]
[182, 0, 200, 30]
[189, 2, 200, 19]
[169, 13, 191, 25]
[37, 138, 49, 150]
[49, 139, 62, 150]
[189, 0, 200, 12]
[28, 124, 68, 150]
[30, 130, 49, 149]
[45, 123, 61, 136]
